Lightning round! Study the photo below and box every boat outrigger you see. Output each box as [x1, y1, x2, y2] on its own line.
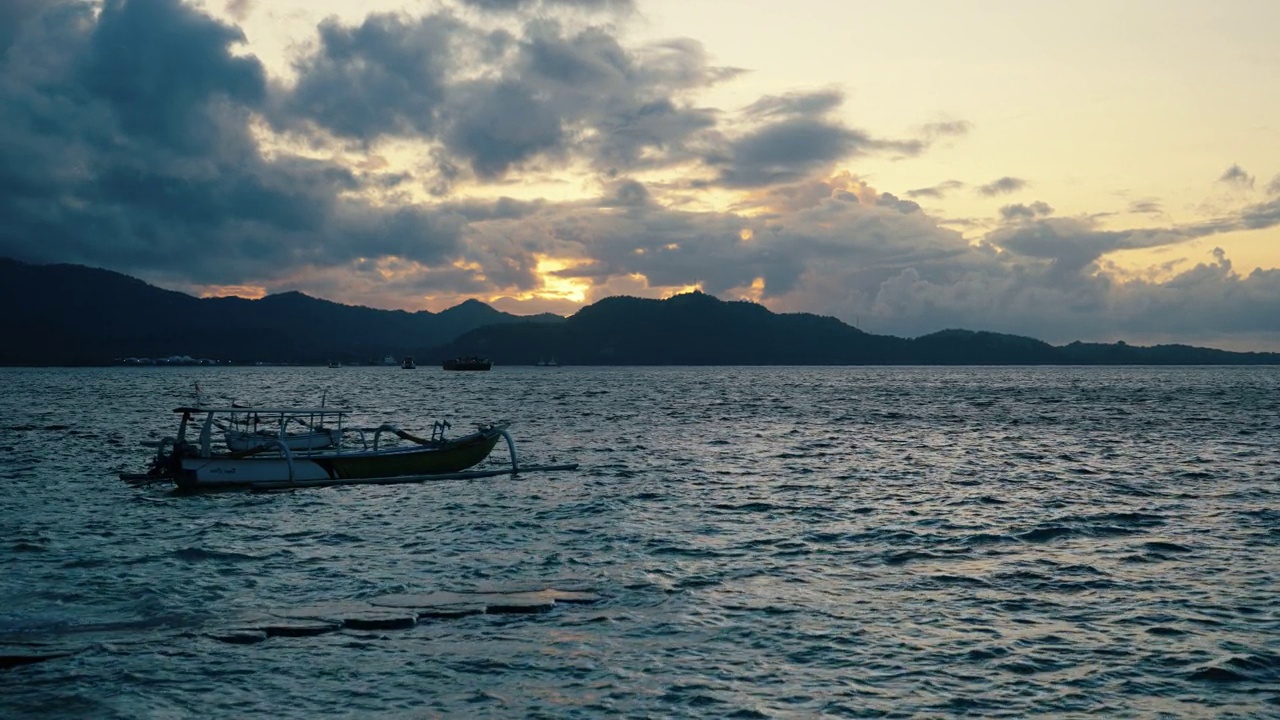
[121, 405, 576, 492]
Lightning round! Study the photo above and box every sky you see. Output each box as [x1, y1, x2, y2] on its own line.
[1, 0, 1278, 350]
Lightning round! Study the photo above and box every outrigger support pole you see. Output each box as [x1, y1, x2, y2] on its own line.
[498, 428, 519, 474]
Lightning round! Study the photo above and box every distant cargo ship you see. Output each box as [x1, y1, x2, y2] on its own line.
[442, 356, 492, 371]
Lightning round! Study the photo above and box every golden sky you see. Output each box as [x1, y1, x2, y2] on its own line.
[2, 0, 1277, 348]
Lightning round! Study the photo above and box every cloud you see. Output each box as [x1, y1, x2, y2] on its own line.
[876, 192, 921, 214]
[0, 0, 44, 56]
[1217, 163, 1255, 189]
[1127, 199, 1163, 215]
[1267, 174, 1280, 196]
[920, 120, 971, 141]
[1238, 198, 1280, 230]
[713, 118, 873, 188]
[989, 218, 1198, 279]
[906, 180, 964, 199]
[274, 15, 737, 182]
[977, 176, 1028, 196]
[224, 0, 255, 22]
[704, 84, 927, 187]
[743, 89, 844, 119]
[0, 0, 461, 286]
[999, 201, 1053, 221]
[85, 0, 267, 154]
[457, 0, 635, 12]
[0, 1, 1277, 351]
[276, 12, 467, 142]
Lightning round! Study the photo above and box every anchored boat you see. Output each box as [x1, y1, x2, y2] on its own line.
[442, 356, 492, 371]
[121, 405, 575, 492]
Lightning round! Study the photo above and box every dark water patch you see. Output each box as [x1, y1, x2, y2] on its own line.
[1018, 525, 1076, 543]
[171, 548, 271, 563]
[1082, 511, 1166, 526]
[1188, 666, 1249, 683]
[710, 502, 777, 513]
[1143, 540, 1193, 553]
[966, 645, 1011, 661]
[208, 630, 267, 645]
[920, 574, 991, 589]
[646, 544, 724, 559]
[964, 532, 1015, 546]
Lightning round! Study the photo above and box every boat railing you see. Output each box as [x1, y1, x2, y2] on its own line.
[371, 424, 399, 451]
[154, 436, 177, 465]
[263, 437, 297, 483]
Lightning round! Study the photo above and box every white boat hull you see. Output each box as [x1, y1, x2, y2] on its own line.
[223, 428, 339, 453]
[182, 457, 333, 485]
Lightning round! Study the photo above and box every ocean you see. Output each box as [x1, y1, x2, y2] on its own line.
[1, 366, 1277, 718]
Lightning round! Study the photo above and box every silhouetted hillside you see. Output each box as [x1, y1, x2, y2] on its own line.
[4, 259, 1277, 366]
[435, 292, 1280, 366]
[0, 258, 560, 365]
[437, 291, 909, 365]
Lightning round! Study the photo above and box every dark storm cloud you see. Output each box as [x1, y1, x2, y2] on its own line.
[988, 217, 1197, 278]
[444, 79, 567, 178]
[977, 176, 1027, 196]
[275, 15, 733, 180]
[1217, 163, 1254, 189]
[278, 12, 468, 141]
[81, 0, 266, 154]
[713, 119, 867, 187]
[712, 119, 923, 188]
[0, 0, 462, 285]
[0, 0, 44, 55]
[506, 27, 734, 175]
[906, 180, 964, 199]
[999, 201, 1053, 220]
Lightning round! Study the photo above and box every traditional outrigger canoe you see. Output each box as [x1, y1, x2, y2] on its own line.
[121, 405, 576, 492]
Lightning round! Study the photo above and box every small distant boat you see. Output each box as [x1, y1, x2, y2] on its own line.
[443, 356, 492, 371]
[327, 361, 342, 368]
[119, 404, 576, 492]
[382, 355, 397, 366]
[536, 357, 559, 367]
[401, 356, 416, 369]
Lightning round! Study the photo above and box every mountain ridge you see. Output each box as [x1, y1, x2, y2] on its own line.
[2, 258, 1277, 366]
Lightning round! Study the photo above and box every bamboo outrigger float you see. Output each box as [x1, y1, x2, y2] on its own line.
[121, 405, 577, 492]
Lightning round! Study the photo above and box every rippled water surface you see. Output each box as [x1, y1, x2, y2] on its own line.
[1, 366, 1278, 718]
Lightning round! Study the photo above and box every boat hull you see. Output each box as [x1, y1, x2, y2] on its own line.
[176, 429, 504, 490]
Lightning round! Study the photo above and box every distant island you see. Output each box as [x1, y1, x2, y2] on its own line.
[2, 257, 1278, 366]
